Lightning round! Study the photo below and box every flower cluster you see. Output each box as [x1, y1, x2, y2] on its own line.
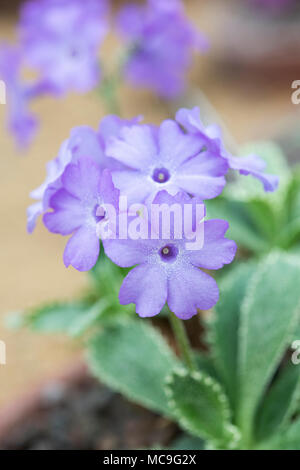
[117, 0, 208, 98]
[0, 0, 108, 149]
[28, 108, 278, 319]
[19, 0, 108, 95]
[0, 45, 56, 148]
[0, 0, 207, 149]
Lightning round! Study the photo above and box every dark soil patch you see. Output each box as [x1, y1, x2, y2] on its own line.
[0, 371, 177, 450]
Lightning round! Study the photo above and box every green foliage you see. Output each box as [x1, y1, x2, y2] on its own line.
[165, 369, 240, 449]
[11, 252, 134, 337]
[237, 252, 300, 443]
[16, 249, 300, 450]
[207, 142, 300, 256]
[206, 198, 269, 254]
[255, 361, 300, 441]
[261, 419, 300, 450]
[174, 251, 300, 450]
[208, 262, 256, 409]
[87, 319, 179, 416]
[88, 249, 133, 319]
[10, 301, 96, 337]
[169, 434, 205, 450]
[14, 144, 300, 450]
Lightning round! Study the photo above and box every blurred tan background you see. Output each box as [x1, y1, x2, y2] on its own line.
[0, 0, 299, 409]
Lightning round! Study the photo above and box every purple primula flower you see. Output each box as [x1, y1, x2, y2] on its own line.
[0, 45, 36, 148]
[176, 107, 279, 193]
[104, 191, 237, 319]
[27, 115, 140, 232]
[0, 44, 57, 149]
[43, 157, 119, 271]
[117, 0, 208, 98]
[19, 0, 108, 94]
[107, 119, 228, 205]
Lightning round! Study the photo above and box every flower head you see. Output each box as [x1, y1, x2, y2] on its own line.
[19, 0, 108, 94]
[176, 107, 279, 192]
[43, 157, 119, 271]
[27, 115, 140, 232]
[107, 118, 228, 205]
[117, 0, 208, 98]
[0, 45, 38, 148]
[104, 191, 237, 319]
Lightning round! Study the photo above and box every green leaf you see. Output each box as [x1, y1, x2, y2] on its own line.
[237, 252, 300, 443]
[12, 299, 114, 337]
[88, 252, 134, 321]
[87, 320, 179, 416]
[166, 369, 240, 449]
[208, 262, 256, 410]
[194, 352, 220, 382]
[19, 302, 93, 334]
[278, 218, 300, 249]
[246, 199, 278, 244]
[261, 419, 300, 450]
[170, 434, 205, 450]
[255, 360, 300, 442]
[206, 198, 269, 254]
[284, 166, 300, 222]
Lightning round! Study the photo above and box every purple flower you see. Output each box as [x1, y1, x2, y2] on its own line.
[117, 0, 208, 98]
[0, 45, 37, 148]
[107, 119, 228, 205]
[19, 0, 108, 94]
[0, 44, 58, 149]
[176, 107, 279, 192]
[27, 115, 140, 232]
[43, 157, 119, 271]
[104, 191, 237, 319]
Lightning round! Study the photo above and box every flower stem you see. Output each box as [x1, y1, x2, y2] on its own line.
[168, 311, 196, 372]
[99, 75, 121, 115]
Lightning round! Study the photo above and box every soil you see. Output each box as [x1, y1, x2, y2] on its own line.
[0, 368, 177, 450]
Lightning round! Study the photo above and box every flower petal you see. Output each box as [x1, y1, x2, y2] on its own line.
[61, 156, 101, 200]
[43, 189, 84, 235]
[68, 126, 106, 168]
[158, 120, 202, 167]
[112, 170, 153, 205]
[228, 154, 279, 192]
[106, 125, 158, 170]
[119, 264, 168, 317]
[173, 159, 227, 199]
[63, 226, 100, 271]
[27, 201, 43, 233]
[188, 220, 237, 270]
[167, 267, 219, 319]
[104, 237, 158, 268]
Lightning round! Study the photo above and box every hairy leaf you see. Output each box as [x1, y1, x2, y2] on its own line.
[237, 252, 300, 443]
[87, 320, 178, 416]
[166, 369, 240, 449]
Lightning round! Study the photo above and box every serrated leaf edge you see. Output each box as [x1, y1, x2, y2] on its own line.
[165, 368, 241, 449]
